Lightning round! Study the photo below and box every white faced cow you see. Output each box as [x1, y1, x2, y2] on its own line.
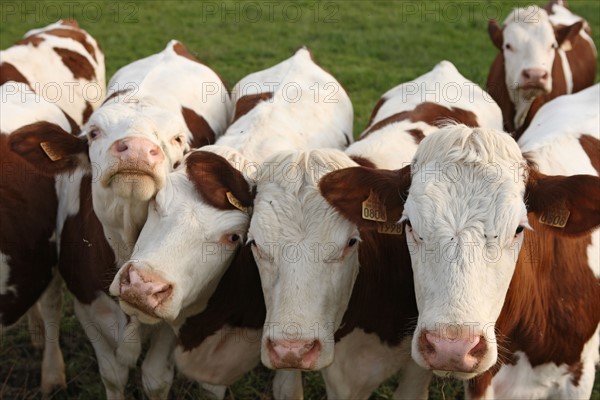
[1, 19, 106, 125]
[487, 0, 596, 136]
[249, 61, 502, 398]
[322, 122, 600, 398]
[10, 41, 231, 399]
[107, 47, 353, 399]
[1, 20, 105, 395]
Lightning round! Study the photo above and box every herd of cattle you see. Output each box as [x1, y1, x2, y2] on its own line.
[1, 0, 599, 398]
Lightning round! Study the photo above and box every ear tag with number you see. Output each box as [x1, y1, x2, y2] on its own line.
[362, 190, 387, 222]
[539, 208, 570, 228]
[377, 222, 403, 235]
[226, 191, 249, 214]
[40, 142, 62, 161]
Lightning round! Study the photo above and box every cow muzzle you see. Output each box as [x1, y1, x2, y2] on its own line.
[265, 338, 322, 370]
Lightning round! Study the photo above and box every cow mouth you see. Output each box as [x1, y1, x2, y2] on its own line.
[518, 84, 550, 98]
[103, 167, 158, 186]
[432, 369, 479, 380]
[118, 298, 163, 325]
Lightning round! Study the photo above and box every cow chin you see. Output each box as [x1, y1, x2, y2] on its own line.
[118, 300, 163, 325]
[432, 370, 478, 380]
[519, 85, 550, 100]
[110, 173, 163, 201]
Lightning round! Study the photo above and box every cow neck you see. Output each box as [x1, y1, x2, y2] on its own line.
[335, 229, 418, 346]
[91, 185, 150, 265]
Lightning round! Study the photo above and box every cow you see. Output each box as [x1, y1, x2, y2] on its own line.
[9, 40, 231, 399]
[486, 0, 596, 136]
[248, 61, 502, 398]
[320, 113, 600, 397]
[106, 47, 353, 399]
[1, 19, 105, 396]
[0, 19, 106, 125]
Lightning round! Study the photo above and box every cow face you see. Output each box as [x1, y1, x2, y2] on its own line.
[249, 150, 361, 370]
[108, 150, 253, 324]
[83, 100, 188, 204]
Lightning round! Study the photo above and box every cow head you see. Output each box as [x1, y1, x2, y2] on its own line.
[108, 149, 254, 324]
[488, 6, 584, 101]
[248, 149, 365, 370]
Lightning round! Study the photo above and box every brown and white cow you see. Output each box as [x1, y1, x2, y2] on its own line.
[106, 48, 353, 399]
[486, 0, 596, 136]
[321, 117, 600, 397]
[1, 20, 105, 395]
[9, 41, 231, 399]
[0, 19, 106, 125]
[247, 61, 502, 398]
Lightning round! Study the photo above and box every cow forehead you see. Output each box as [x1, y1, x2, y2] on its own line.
[503, 8, 554, 45]
[86, 102, 184, 143]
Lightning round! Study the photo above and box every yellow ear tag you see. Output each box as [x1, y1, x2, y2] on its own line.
[361, 190, 387, 222]
[40, 142, 62, 161]
[539, 208, 570, 228]
[226, 191, 248, 213]
[561, 40, 572, 52]
[377, 222, 403, 235]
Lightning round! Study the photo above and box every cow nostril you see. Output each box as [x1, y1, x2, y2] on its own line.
[469, 337, 487, 358]
[115, 140, 128, 153]
[149, 147, 160, 157]
[153, 285, 172, 304]
[541, 72, 549, 80]
[120, 264, 133, 287]
[522, 70, 530, 79]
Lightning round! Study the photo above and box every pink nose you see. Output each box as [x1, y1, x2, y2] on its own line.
[419, 330, 487, 373]
[118, 264, 172, 316]
[266, 338, 321, 370]
[520, 68, 549, 88]
[110, 137, 164, 164]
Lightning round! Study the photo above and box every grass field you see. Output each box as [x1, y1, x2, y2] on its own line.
[1, 0, 600, 399]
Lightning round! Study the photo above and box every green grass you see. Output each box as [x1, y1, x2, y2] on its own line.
[1, 1, 599, 399]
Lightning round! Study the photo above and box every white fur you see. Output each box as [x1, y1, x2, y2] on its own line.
[0, 20, 105, 124]
[0, 252, 17, 296]
[216, 48, 353, 161]
[346, 60, 502, 169]
[405, 126, 528, 378]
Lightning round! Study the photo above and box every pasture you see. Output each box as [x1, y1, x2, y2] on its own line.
[1, 0, 599, 399]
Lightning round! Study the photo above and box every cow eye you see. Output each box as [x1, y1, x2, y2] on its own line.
[228, 234, 240, 243]
[515, 225, 524, 235]
[552, 42, 558, 49]
[174, 136, 184, 145]
[504, 43, 512, 50]
[347, 238, 358, 247]
[88, 128, 100, 140]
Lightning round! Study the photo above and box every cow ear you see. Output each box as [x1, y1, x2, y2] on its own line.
[319, 165, 412, 230]
[8, 121, 88, 175]
[488, 19, 503, 50]
[185, 150, 253, 212]
[525, 169, 600, 235]
[556, 20, 584, 50]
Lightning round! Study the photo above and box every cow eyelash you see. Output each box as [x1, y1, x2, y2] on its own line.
[247, 239, 256, 247]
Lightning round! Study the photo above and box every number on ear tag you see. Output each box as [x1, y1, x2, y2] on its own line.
[362, 190, 387, 222]
[40, 142, 62, 161]
[377, 222, 403, 235]
[539, 208, 570, 228]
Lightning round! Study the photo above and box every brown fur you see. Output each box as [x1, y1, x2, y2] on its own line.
[232, 92, 274, 123]
[362, 102, 478, 138]
[579, 135, 600, 174]
[8, 122, 88, 176]
[82, 102, 93, 124]
[0, 134, 57, 325]
[52, 47, 95, 81]
[0, 62, 31, 88]
[349, 155, 376, 168]
[58, 176, 116, 304]
[15, 36, 45, 47]
[101, 89, 132, 105]
[185, 151, 254, 212]
[181, 107, 216, 148]
[40, 28, 98, 62]
[367, 97, 387, 127]
[60, 110, 81, 135]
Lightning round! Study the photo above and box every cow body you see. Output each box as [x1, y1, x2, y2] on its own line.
[486, 1, 596, 136]
[9, 40, 231, 399]
[1, 20, 105, 395]
[107, 48, 353, 398]
[249, 61, 502, 398]
[0, 19, 105, 125]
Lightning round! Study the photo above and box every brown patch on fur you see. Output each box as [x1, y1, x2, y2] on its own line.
[407, 129, 425, 144]
[488, 19, 503, 50]
[60, 19, 80, 28]
[186, 151, 254, 212]
[82, 102, 93, 124]
[0, 134, 57, 325]
[0, 62, 31, 88]
[579, 135, 600, 174]
[367, 97, 387, 127]
[181, 107, 216, 148]
[60, 110, 81, 135]
[349, 155, 376, 168]
[232, 92, 274, 123]
[466, 372, 494, 399]
[9, 122, 87, 176]
[177, 245, 265, 350]
[52, 47, 95, 80]
[43, 28, 97, 62]
[101, 89, 131, 105]
[15, 36, 45, 47]
[568, 361, 584, 386]
[486, 53, 516, 134]
[58, 175, 116, 304]
[362, 102, 479, 137]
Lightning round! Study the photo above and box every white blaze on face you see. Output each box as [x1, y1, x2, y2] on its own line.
[404, 126, 529, 379]
[502, 6, 556, 99]
[249, 150, 361, 370]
